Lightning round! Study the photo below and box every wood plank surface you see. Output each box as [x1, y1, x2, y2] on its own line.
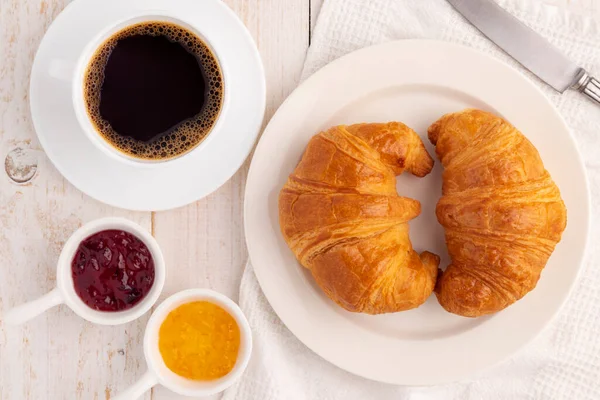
[0, 0, 311, 399]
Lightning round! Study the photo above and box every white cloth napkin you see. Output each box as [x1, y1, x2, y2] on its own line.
[224, 1, 600, 399]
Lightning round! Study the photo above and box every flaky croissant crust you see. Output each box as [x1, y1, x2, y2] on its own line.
[279, 122, 439, 314]
[428, 109, 567, 317]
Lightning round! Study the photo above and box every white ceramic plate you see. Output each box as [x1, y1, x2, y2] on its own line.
[244, 40, 590, 386]
[30, 0, 265, 211]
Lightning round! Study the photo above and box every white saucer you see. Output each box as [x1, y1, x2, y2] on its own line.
[30, 0, 265, 211]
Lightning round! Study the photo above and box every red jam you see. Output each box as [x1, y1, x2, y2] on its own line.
[71, 229, 155, 311]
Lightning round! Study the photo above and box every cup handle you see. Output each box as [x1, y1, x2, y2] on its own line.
[3, 287, 64, 325]
[49, 59, 75, 81]
[112, 370, 159, 400]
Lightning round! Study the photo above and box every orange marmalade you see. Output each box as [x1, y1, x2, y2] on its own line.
[158, 301, 240, 380]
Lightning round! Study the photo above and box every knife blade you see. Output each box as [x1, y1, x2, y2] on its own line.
[447, 0, 600, 104]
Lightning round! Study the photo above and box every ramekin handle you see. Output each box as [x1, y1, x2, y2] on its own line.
[112, 370, 159, 400]
[4, 287, 64, 325]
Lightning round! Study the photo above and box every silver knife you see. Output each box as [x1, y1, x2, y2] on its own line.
[447, 0, 600, 104]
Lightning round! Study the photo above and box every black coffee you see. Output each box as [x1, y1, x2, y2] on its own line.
[84, 22, 223, 160]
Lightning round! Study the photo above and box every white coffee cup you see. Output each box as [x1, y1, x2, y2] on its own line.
[112, 289, 252, 399]
[4, 217, 165, 326]
[49, 13, 229, 167]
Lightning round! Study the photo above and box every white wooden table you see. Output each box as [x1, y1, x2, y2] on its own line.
[0, 0, 321, 398]
[0, 0, 594, 399]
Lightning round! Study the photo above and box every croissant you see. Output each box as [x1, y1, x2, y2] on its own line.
[279, 122, 440, 314]
[428, 109, 567, 317]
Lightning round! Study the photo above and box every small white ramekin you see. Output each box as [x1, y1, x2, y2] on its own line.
[112, 289, 252, 399]
[4, 217, 165, 326]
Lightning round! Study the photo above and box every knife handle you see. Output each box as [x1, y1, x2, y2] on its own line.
[572, 70, 600, 104]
